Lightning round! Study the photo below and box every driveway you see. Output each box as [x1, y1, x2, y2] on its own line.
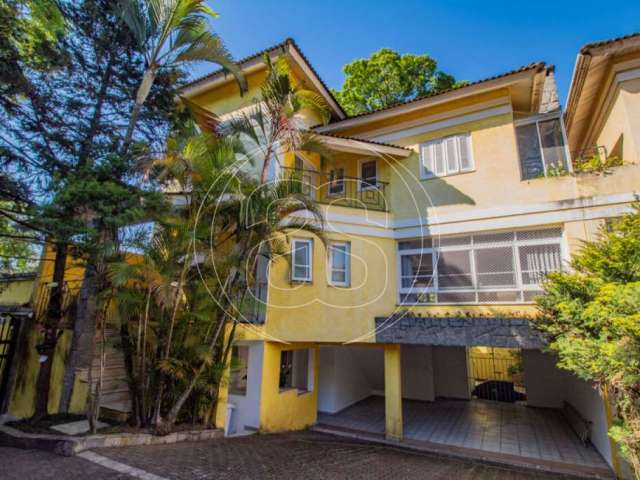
[1, 431, 576, 480]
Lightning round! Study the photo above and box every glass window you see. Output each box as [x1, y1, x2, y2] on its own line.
[401, 252, 434, 288]
[516, 123, 545, 179]
[519, 244, 562, 285]
[421, 133, 474, 178]
[329, 242, 350, 286]
[360, 160, 377, 189]
[437, 250, 473, 289]
[280, 349, 312, 392]
[475, 247, 516, 288]
[291, 239, 312, 282]
[398, 229, 563, 304]
[328, 168, 344, 195]
[516, 116, 569, 179]
[538, 118, 569, 173]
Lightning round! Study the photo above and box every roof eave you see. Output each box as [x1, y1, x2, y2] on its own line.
[319, 134, 411, 157]
[316, 65, 544, 133]
[178, 40, 346, 121]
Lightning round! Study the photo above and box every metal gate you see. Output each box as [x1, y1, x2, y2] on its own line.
[0, 315, 20, 407]
[469, 347, 526, 403]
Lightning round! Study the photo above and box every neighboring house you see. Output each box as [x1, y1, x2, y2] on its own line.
[181, 34, 640, 478]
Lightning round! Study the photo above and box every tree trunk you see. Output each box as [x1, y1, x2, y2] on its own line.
[58, 258, 98, 413]
[32, 242, 67, 421]
[119, 321, 138, 426]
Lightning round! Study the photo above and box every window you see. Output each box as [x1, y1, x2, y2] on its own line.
[360, 160, 377, 190]
[279, 349, 313, 393]
[328, 168, 345, 195]
[421, 133, 473, 178]
[398, 228, 563, 304]
[328, 242, 350, 286]
[229, 346, 248, 395]
[291, 239, 312, 282]
[515, 116, 570, 179]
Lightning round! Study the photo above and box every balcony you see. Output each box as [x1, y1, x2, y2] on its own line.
[282, 167, 388, 212]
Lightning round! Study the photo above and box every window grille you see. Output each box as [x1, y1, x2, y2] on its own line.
[398, 228, 563, 304]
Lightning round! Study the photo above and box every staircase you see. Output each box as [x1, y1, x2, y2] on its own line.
[87, 327, 131, 420]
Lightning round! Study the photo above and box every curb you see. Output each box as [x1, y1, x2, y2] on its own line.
[0, 424, 223, 456]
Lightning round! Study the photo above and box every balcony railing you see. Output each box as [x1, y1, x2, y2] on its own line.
[282, 167, 388, 211]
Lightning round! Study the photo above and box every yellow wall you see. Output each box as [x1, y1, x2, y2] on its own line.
[9, 329, 87, 418]
[258, 342, 319, 432]
[0, 279, 34, 305]
[7, 245, 89, 418]
[597, 77, 640, 165]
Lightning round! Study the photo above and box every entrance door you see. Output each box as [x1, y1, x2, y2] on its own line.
[468, 347, 526, 403]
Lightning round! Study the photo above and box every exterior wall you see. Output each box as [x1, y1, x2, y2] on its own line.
[596, 77, 640, 164]
[264, 231, 397, 343]
[401, 345, 435, 401]
[8, 330, 87, 418]
[317, 345, 383, 413]
[0, 278, 34, 305]
[6, 246, 88, 418]
[258, 342, 319, 432]
[432, 346, 470, 399]
[522, 350, 612, 466]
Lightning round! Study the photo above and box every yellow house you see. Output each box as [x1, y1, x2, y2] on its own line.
[181, 35, 640, 478]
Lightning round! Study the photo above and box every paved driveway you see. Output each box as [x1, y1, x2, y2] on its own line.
[2, 431, 576, 480]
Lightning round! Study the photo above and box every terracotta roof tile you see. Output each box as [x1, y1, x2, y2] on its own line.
[323, 61, 546, 126]
[580, 32, 640, 54]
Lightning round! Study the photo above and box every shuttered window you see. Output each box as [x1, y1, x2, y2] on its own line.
[398, 228, 563, 304]
[421, 133, 474, 178]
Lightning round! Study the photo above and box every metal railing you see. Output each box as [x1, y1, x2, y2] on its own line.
[282, 167, 388, 212]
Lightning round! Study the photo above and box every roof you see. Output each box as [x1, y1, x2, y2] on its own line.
[316, 62, 547, 132]
[565, 32, 640, 152]
[317, 131, 412, 152]
[180, 38, 346, 120]
[580, 32, 640, 54]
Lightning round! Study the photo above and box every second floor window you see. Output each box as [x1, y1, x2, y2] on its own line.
[328, 242, 350, 286]
[291, 238, 313, 282]
[328, 168, 345, 195]
[360, 160, 378, 190]
[420, 133, 473, 178]
[515, 116, 570, 179]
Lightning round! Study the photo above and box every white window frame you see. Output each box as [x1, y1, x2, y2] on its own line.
[514, 112, 572, 179]
[358, 159, 378, 191]
[420, 132, 474, 179]
[291, 238, 313, 282]
[327, 167, 345, 196]
[328, 241, 350, 287]
[397, 228, 564, 304]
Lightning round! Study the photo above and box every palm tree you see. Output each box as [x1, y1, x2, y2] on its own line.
[116, 0, 246, 153]
[114, 122, 325, 431]
[222, 56, 330, 184]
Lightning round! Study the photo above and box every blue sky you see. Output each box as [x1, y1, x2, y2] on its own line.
[201, 1, 640, 107]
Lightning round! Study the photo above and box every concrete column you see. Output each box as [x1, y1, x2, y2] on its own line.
[384, 344, 403, 440]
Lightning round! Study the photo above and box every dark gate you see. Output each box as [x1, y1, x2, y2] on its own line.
[469, 347, 526, 403]
[0, 315, 20, 407]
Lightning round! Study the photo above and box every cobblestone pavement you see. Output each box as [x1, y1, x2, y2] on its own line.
[94, 431, 575, 480]
[1, 446, 131, 479]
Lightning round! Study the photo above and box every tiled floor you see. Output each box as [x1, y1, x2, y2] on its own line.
[317, 397, 608, 470]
